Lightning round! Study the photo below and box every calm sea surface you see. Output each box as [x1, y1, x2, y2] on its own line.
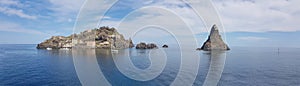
[0, 44, 299, 86]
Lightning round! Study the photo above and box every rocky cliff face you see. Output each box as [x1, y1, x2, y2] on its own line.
[37, 26, 134, 49]
[200, 24, 230, 51]
[37, 36, 72, 49]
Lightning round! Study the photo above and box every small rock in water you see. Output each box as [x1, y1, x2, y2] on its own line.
[136, 42, 147, 49]
[136, 42, 158, 49]
[146, 43, 158, 49]
[162, 45, 168, 48]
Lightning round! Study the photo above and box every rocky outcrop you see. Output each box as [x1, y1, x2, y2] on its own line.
[136, 42, 158, 49]
[147, 43, 158, 49]
[37, 36, 72, 49]
[37, 26, 134, 49]
[162, 45, 168, 48]
[199, 24, 230, 51]
[136, 42, 147, 49]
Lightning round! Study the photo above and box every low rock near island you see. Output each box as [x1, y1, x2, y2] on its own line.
[136, 42, 158, 49]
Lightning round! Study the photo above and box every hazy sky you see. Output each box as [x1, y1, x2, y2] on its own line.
[0, 0, 299, 47]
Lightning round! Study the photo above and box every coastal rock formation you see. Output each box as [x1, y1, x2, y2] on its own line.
[136, 42, 147, 49]
[199, 24, 230, 51]
[136, 42, 158, 49]
[37, 36, 72, 49]
[146, 43, 158, 49]
[162, 45, 168, 48]
[37, 26, 134, 49]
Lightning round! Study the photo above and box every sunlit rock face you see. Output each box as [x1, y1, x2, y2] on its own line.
[200, 24, 230, 51]
[37, 36, 72, 49]
[37, 26, 134, 49]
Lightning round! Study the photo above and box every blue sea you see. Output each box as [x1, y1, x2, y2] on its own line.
[0, 44, 300, 86]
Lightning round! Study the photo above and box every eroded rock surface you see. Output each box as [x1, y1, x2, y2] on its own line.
[37, 26, 134, 49]
[199, 24, 230, 51]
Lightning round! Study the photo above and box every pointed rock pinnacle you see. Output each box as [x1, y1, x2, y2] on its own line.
[199, 24, 230, 51]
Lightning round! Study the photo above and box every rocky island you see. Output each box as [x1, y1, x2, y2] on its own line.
[198, 24, 230, 51]
[37, 26, 134, 49]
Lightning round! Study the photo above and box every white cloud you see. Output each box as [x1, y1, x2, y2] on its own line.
[0, 7, 37, 19]
[48, 0, 85, 14]
[237, 36, 269, 41]
[48, 0, 216, 37]
[0, 0, 19, 6]
[48, 0, 85, 22]
[48, 0, 300, 34]
[213, 0, 300, 32]
[73, 0, 120, 33]
[0, 21, 45, 35]
[0, 0, 37, 19]
[102, 0, 300, 33]
[97, 6, 206, 46]
[100, 0, 208, 36]
[0, 0, 26, 7]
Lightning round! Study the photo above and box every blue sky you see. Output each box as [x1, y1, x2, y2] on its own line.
[0, 0, 299, 48]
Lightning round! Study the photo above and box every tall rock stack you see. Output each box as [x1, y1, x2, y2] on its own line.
[200, 24, 230, 51]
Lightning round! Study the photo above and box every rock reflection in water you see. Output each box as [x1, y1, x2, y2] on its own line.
[111, 49, 167, 81]
[72, 48, 110, 86]
[37, 49, 72, 57]
[96, 48, 181, 86]
[203, 50, 226, 86]
[71, 48, 182, 86]
[71, 47, 209, 86]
